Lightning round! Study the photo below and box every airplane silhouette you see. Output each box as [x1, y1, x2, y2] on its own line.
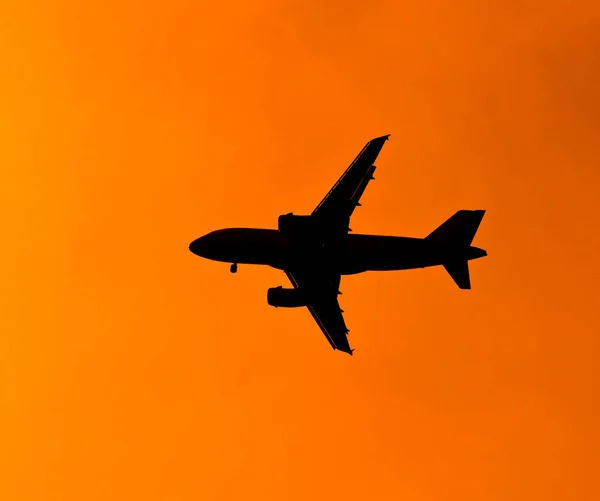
[189, 135, 487, 355]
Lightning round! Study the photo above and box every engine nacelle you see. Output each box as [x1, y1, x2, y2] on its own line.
[267, 286, 307, 308]
[278, 213, 320, 237]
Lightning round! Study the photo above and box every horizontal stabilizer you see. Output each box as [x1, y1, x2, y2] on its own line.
[426, 210, 485, 247]
[443, 260, 471, 289]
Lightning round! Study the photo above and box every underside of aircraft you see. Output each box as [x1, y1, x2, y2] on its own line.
[189, 135, 487, 355]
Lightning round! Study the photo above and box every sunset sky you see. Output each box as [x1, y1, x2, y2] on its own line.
[2, 1, 599, 499]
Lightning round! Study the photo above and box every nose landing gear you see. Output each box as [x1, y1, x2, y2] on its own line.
[230, 262, 238, 274]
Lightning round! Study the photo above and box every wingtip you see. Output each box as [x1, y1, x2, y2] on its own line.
[373, 134, 390, 141]
[474, 209, 486, 221]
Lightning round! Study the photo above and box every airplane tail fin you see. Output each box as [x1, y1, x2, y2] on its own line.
[425, 210, 486, 290]
[443, 261, 471, 289]
[425, 210, 485, 246]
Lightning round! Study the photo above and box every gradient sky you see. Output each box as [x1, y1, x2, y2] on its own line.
[2, 1, 599, 499]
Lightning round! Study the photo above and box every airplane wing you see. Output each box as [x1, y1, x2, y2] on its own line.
[285, 270, 353, 355]
[312, 135, 390, 226]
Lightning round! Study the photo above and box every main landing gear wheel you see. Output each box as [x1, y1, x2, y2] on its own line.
[230, 263, 238, 274]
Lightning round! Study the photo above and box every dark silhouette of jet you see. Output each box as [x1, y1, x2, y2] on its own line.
[189, 135, 487, 355]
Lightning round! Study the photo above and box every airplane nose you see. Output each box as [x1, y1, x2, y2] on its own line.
[189, 236, 208, 257]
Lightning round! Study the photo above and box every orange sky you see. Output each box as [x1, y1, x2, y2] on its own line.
[2, 1, 599, 499]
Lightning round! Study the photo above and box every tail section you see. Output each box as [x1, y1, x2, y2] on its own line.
[425, 210, 485, 246]
[443, 261, 471, 289]
[426, 210, 486, 290]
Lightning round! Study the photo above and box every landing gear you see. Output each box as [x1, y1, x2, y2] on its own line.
[230, 262, 238, 274]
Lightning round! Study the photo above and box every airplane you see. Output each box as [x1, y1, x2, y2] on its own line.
[189, 135, 487, 355]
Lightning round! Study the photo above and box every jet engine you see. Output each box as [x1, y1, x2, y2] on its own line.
[267, 286, 307, 308]
[278, 213, 320, 237]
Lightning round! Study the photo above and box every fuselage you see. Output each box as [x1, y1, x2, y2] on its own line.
[189, 228, 487, 274]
